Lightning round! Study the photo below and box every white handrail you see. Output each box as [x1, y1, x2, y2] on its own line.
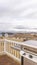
[5, 39, 22, 45]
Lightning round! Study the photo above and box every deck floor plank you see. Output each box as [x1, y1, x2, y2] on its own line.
[0, 55, 20, 65]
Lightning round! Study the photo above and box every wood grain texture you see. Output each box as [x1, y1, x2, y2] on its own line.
[0, 55, 20, 65]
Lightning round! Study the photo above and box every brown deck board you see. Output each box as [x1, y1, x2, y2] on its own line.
[0, 55, 20, 65]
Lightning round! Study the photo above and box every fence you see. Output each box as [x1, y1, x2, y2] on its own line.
[0, 39, 21, 60]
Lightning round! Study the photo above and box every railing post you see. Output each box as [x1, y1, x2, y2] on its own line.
[4, 39, 6, 52]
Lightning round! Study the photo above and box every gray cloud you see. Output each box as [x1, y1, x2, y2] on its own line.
[0, 0, 37, 32]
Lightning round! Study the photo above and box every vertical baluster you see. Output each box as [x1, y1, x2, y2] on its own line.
[10, 42, 12, 54]
[3, 42, 4, 51]
[12, 42, 14, 54]
[14, 43, 15, 56]
[13, 43, 15, 56]
[9, 42, 10, 53]
[1, 42, 3, 51]
[15, 44, 18, 58]
[1, 42, 2, 52]
[2, 41, 3, 51]
[17, 51, 19, 58]
[6, 42, 7, 51]
[19, 51, 20, 59]
[1, 41, 3, 51]
[15, 44, 17, 56]
[12, 42, 13, 54]
[8, 42, 9, 52]
[12, 43, 14, 55]
[5, 41, 8, 52]
[10, 42, 11, 53]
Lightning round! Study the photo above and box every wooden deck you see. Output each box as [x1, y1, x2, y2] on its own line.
[0, 55, 20, 65]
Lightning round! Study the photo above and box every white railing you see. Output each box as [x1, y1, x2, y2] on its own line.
[0, 39, 21, 61]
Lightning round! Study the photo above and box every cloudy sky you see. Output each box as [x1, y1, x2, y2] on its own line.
[0, 0, 37, 32]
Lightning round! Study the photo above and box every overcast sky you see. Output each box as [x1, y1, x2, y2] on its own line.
[0, 0, 37, 32]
